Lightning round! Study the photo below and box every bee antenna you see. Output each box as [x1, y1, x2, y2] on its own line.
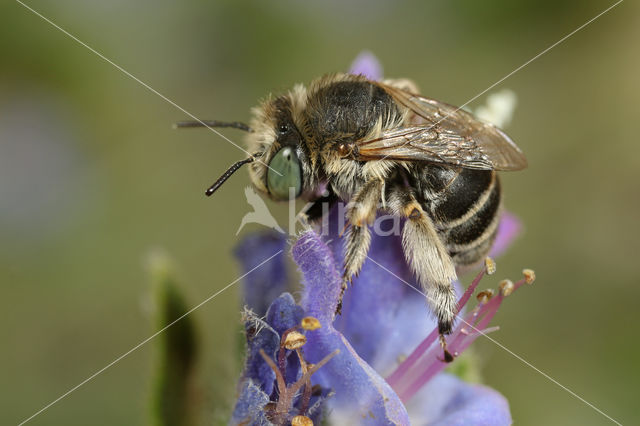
[174, 120, 253, 133]
[205, 156, 255, 196]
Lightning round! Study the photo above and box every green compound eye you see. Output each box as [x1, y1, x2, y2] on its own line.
[267, 147, 302, 200]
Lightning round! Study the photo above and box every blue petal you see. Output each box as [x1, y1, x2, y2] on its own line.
[293, 230, 410, 425]
[304, 387, 334, 424]
[239, 308, 280, 396]
[349, 51, 383, 80]
[264, 293, 305, 386]
[234, 231, 288, 316]
[265, 293, 305, 336]
[405, 373, 512, 426]
[229, 379, 272, 426]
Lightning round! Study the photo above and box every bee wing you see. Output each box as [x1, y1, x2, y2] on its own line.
[355, 83, 528, 171]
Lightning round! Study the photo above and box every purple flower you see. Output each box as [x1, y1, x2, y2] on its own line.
[231, 291, 336, 425]
[489, 211, 522, 259]
[234, 233, 289, 316]
[349, 51, 383, 80]
[231, 207, 529, 424]
[229, 52, 531, 425]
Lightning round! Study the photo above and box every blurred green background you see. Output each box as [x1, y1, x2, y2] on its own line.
[1, 1, 638, 425]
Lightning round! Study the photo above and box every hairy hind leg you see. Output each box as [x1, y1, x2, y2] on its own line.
[387, 187, 458, 334]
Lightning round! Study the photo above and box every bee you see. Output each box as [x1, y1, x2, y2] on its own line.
[177, 73, 527, 336]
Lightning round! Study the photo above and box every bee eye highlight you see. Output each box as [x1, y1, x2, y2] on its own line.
[278, 123, 289, 134]
[267, 147, 302, 200]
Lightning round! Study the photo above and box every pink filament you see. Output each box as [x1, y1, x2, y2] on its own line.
[386, 268, 486, 388]
[387, 271, 528, 403]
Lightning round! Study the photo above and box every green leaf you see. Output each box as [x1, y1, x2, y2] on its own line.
[149, 252, 199, 426]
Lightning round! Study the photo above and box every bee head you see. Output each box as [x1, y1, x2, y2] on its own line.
[246, 89, 313, 201]
[179, 85, 314, 200]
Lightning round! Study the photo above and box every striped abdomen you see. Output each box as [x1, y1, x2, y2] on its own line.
[414, 164, 501, 267]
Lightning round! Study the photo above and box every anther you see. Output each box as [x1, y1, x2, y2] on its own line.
[499, 279, 514, 296]
[523, 269, 536, 284]
[476, 289, 494, 304]
[484, 257, 496, 275]
[283, 331, 307, 350]
[292, 415, 314, 426]
[301, 316, 322, 331]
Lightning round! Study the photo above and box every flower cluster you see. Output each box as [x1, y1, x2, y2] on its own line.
[232, 204, 529, 425]
[229, 52, 532, 425]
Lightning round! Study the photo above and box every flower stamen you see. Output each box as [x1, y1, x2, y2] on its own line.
[386, 261, 534, 403]
[499, 279, 515, 296]
[476, 289, 495, 304]
[284, 331, 307, 350]
[301, 316, 322, 331]
[484, 257, 497, 275]
[523, 268, 536, 284]
[291, 415, 314, 426]
[296, 348, 313, 417]
[259, 348, 339, 424]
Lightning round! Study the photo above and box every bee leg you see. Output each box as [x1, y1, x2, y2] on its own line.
[336, 224, 370, 315]
[390, 191, 458, 334]
[335, 179, 383, 315]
